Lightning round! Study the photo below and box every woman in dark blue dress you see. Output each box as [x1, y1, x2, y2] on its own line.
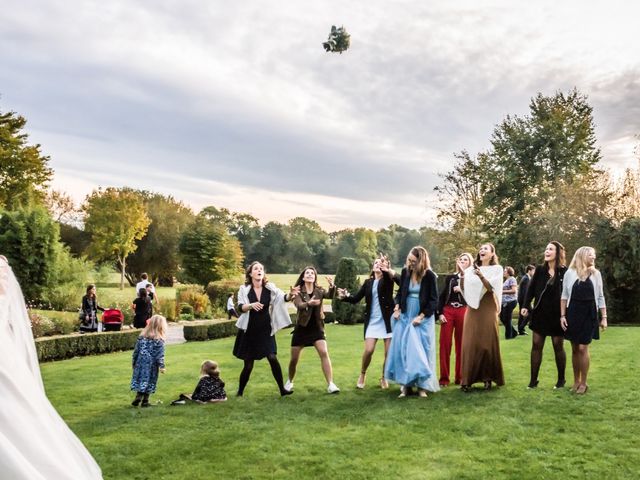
[560, 246, 607, 395]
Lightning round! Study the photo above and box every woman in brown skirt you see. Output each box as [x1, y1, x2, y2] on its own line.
[459, 243, 505, 391]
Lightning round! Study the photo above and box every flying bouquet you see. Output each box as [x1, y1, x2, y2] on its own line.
[323, 25, 350, 54]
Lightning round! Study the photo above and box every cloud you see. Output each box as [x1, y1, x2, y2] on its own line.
[2, 0, 640, 230]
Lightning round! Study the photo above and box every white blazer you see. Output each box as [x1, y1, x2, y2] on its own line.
[235, 282, 292, 335]
[461, 264, 504, 312]
[561, 268, 606, 309]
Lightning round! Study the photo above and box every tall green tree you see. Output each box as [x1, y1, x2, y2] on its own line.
[178, 210, 244, 286]
[199, 206, 261, 259]
[252, 221, 290, 272]
[83, 188, 151, 289]
[125, 192, 195, 286]
[0, 109, 53, 208]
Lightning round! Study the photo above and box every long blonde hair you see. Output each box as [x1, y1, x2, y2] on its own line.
[457, 252, 474, 273]
[200, 360, 220, 378]
[568, 246, 597, 281]
[141, 315, 168, 340]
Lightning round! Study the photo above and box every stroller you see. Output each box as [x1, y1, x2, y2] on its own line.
[102, 309, 124, 331]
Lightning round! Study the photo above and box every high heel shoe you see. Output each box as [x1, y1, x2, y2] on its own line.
[527, 380, 539, 389]
[398, 386, 406, 398]
[379, 377, 389, 389]
[418, 389, 428, 398]
[356, 373, 366, 389]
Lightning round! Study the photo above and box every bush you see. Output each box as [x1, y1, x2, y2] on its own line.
[30, 312, 56, 338]
[183, 320, 237, 341]
[157, 298, 177, 322]
[35, 330, 140, 362]
[332, 258, 364, 324]
[176, 286, 211, 319]
[206, 279, 239, 315]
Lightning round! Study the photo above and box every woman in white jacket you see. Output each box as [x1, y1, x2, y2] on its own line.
[233, 261, 298, 396]
[560, 247, 607, 395]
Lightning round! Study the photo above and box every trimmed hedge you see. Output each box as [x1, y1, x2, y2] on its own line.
[183, 320, 237, 341]
[35, 329, 140, 362]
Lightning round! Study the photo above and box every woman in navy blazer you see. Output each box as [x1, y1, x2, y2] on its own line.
[339, 255, 400, 389]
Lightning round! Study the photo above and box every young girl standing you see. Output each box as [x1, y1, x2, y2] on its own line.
[131, 315, 167, 407]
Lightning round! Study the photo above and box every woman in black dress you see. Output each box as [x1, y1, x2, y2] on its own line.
[520, 241, 567, 389]
[132, 288, 152, 328]
[560, 246, 607, 394]
[285, 266, 340, 394]
[80, 284, 104, 332]
[233, 261, 298, 397]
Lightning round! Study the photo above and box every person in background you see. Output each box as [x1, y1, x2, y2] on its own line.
[517, 265, 535, 335]
[227, 293, 239, 319]
[500, 267, 519, 339]
[80, 284, 104, 332]
[132, 287, 152, 328]
[286, 266, 340, 394]
[338, 254, 400, 390]
[521, 241, 567, 389]
[561, 246, 607, 395]
[437, 252, 473, 387]
[137, 273, 160, 308]
[459, 243, 505, 391]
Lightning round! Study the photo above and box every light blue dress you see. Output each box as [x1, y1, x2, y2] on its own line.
[365, 279, 392, 339]
[384, 281, 439, 392]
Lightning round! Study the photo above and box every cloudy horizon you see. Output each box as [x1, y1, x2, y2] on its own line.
[2, 0, 639, 231]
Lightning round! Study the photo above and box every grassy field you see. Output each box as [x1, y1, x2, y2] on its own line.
[41, 325, 639, 479]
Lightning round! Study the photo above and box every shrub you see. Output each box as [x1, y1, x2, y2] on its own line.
[183, 320, 237, 341]
[332, 258, 364, 324]
[35, 330, 140, 362]
[30, 312, 56, 338]
[206, 279, 239, 310]
[176, 286, 211, 319]
[158, 298, 177, 322]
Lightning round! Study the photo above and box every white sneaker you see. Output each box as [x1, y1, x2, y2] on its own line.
[327, 382, 340, 394]
[284, 380, 294, 392]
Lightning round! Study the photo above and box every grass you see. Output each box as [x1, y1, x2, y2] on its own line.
[41, 325, 639, 479]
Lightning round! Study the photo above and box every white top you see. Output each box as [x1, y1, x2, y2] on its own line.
[461, 265, 504, 311]
[135, 280, 153, 296]
[0, 259, 103, 479]
[235, 282, 291, 335]
[226, 297, 235, 310]
[561, 268, 606, 309]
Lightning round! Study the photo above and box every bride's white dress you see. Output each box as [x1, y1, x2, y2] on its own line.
[0, 258, 102, 479]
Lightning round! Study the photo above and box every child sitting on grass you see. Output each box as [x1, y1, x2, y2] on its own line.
[131, 315, 167, 407]
[171, 360, 227, 405]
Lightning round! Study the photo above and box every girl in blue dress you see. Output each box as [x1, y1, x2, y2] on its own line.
[385, 246, 440, 397]
[131, 315, 168, 407]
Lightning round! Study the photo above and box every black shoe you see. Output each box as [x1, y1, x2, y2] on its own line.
[553, 380, 566, 390]
[131, 399, 141, 407]
[518, 331, 528, 336]
[140, 402, 150, 408]
[280, 389, 294, 397]
[527, 380, 539, 389]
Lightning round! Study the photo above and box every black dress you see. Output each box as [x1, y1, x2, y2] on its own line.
[191, 376, 227, 401]
[565, 277, 599, 345]
[233, 288, 276, 360]
[133, 297, 152, 328]
[525, 265, 567, 337]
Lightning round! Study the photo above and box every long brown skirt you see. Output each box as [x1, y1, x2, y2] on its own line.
[460, 292, 505, 386]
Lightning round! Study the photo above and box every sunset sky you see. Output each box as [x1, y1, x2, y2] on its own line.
[2, 1, 639, 230]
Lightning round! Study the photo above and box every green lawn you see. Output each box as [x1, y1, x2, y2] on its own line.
[41, 326, 638, 479]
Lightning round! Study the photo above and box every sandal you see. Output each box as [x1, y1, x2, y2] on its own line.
[379, 377, 389, 389]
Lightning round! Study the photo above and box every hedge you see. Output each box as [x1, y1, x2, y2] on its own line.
[35, 329, 140, 362]
[183, 319, 237, 341]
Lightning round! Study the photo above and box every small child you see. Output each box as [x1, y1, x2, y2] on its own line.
[131, 315, 167, 407]
[171, 360, 227, 405]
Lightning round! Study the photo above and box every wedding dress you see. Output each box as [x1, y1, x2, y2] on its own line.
[0, 256, 102, 479]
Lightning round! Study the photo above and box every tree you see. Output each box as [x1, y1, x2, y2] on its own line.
[45, 189, 82, 226]
[331, 258, 364, 324]
[125, 193, 195, 286]
[252, 221, 290, 272]
[179, 211, 244, 286]
[0, 206, 59, 301]
[83, 188, 151, 289]
[199, 206, 261, 259]
[0, 109, 53, 208]
[286, 217, 329, 272]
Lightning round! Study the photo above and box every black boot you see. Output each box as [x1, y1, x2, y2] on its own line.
[141, 393, 150, 407]
[131, 392, 143, 407]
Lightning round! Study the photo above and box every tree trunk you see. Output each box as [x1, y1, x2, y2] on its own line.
[119, 256, 126, 290]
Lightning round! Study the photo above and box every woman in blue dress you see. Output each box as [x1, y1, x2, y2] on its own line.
[385, 246, 440, 397]
[339, 254, 400, 389]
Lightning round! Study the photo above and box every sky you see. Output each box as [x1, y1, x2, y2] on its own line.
[2, 1, 639, 231]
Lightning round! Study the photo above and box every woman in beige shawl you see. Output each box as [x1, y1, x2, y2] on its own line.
[459, 244, 505, 391]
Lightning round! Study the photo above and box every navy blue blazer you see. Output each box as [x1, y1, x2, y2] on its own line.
[395, 268, 438, 318]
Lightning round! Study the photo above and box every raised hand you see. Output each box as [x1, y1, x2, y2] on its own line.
[325, 276, 335, 288]
[337, 288, 349, 299]
[289, 285, 301, 299]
